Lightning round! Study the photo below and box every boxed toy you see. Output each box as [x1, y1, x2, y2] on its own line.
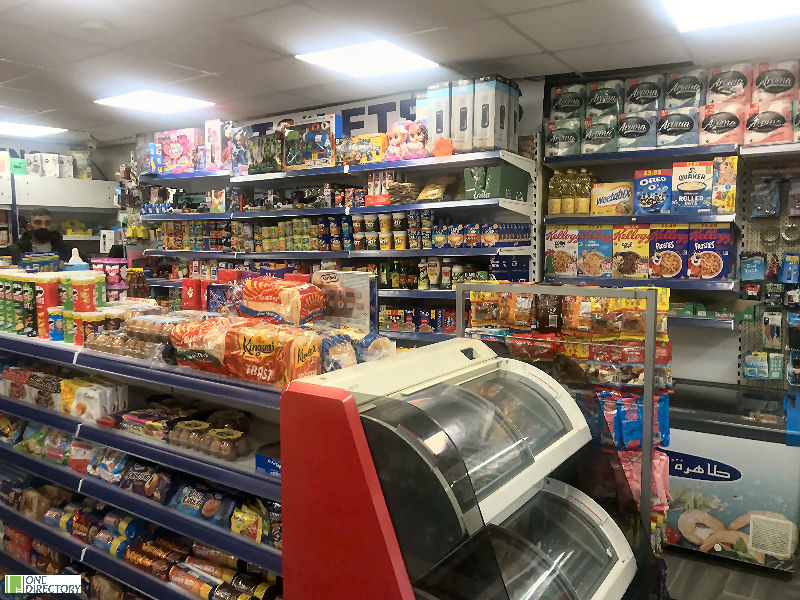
[688, 223, 730, 280]
[41, 153, 59, 177]
[577, 226, 613, 278]
[550, 83, 586, 120]
[147, 144, 162, 173]
[204, 119, 229, 170]
[57, 155, 73, 178]
[586, 79, 624, 117]
[713, 156, 738, 214]
[699, 103, 746, 145]
[69, 150, 92, 179]
[634, 169, 672, 214]
[24, 153, 41, 176]
[672, 161, 713, 213]
[474, 75, 511, 151]
[246, 132, 282, 174]
[544, 226, 578, 277]
[744, 101, 793, 145]
[665, 68, 708, 108]
[617, 111, 658, 151]
[612, 224, 649, 279]
[451, 78, 475, 152]
[335, 133, 388, 164]
[649, 224, 688, 279]
[581, 115, 617, 154]
[707, 63, 753, 105]
[752, 61, 799, 104]
[624, 74, 664, 113]
[282, 114, 342, 170]
[544, 118, 581, 157]
[228, 123, 252, 176]
[591, 182, 633, 215]
[657, 107, 699, 147]
[155, 128, 204, 173]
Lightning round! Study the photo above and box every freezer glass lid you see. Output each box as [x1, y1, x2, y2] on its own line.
[498, 491, 615, 599]
[461, 371, 569, 456]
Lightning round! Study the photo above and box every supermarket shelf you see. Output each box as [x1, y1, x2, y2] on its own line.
[139, 170, 231, 184]
[543, 275, 740, 291]
[146, 278, 182, 287]
[381, 330, 456, 343]
[63, 234, 100, 241]
[348, 197, 504, 214]
[0, 503, 83, 561]
[350, 246, 532, 258]
[231, 164, 347, 183]
[232, 207, 346, 219]
[543, 144, 738, 167]
[142, 250, 235, 259]
[667, 316, 736, 330]
[0, 551, 85, 600]
[0, 333, 78, 365]
[378, 289, 456, 299]
[0, 395, 81, 433]
[141, 212, 231, 222]
[497, 198, 533, 216]
[739, 142, 800, 157]
[544, 213, 737, 225]
[235, 251, 350, 260]
[0, 444, 82, 492]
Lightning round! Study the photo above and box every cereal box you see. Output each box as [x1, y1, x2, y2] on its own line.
[550, 83, 586, 120]
[707, 64, 753, 106]
[649, 224, 688, 279]
[699, 103, 746, 145]
[625, 74, 664, 113]
[672, 161, 713, 213]
[591, 182, 633, 215]
[744, 101, 793, 145]
[581, 115, 618, 154]
[657, 107, 699, 147]
[688, 224, 730, 280]
[634, 169, 672, 214]
[713, 156, 738, 214]
[586, 79, 624, 117]
[617, 111, 658, 151]
[665, 68, 708, 109]
[752, 61, 800, 104]
[544, 118, 581, 157]
[577, 226, 612, 278]
[544, 226, 578, 277]
[612, 224, 649, 279]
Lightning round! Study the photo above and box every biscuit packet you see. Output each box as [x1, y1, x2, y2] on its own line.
[230, 505, 262, 542]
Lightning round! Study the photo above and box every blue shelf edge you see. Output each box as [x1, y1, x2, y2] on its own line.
[0, 503, 83, 561]
[0, 334, 77, 364]
[350, 246, 529, 258]
[232, 207, 346, 219]
[0, 396, 81, 433]
[143, 250, 235, 259]
[543, 275, 739, 292]
[146, 278, 183, 287]
[141, 212, 231, 222]
[0, 445, 82, 492]
[544, 213, 736, 225]
[378, 289, 457, 299]
[235, 251, 350, 260]
[543, 144, 739, 166]
[381, 331, 455, 343]
[139, 170, 231, 182]
[348, 197, 502, 214]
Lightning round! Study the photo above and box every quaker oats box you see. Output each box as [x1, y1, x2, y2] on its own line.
[744, 101, 793, 145]
[634, 169, 672, 214]
[544, 118, 581, 157]
[672, 161, 713, 213]
[550, 83, 586, 120]
[577, 226, 613, 278]
[665, 68, 708, 109]
[617, 111, 658, 151]
[752, 60, 800, 104]
[699, 103, 746, 145]
[657, 107, 699, 148]
[612, 224, 649, 279]
[649, 224, 688, 279]
[544, 226, 578, 277]
[581, 115, 618, 154]
[586, 79, 624, 117]
[707, 63, 753, 105]
[624, 74, 664, 113]
[688, 224, 730, 280]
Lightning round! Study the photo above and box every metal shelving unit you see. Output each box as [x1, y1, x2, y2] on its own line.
[378, 289, 456, 299]
[381, 330, 455, 343]
[235, 251, 350, 260]
[139, 170, 231, 186]
[543, 275, 739, 292]
[544, 213, 737, 225]
[739, 142, 800, 158]
[350, 246, 532, 258]
[143, 249, 235, 259]
[543, 144, 738, 167]
[141, 212, 231, 222]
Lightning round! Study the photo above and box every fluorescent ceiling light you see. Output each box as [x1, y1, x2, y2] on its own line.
[0, 122, 67, 137]
[94, 90, 214, 114]
[296, 40, 438, 78]
[663, 0, 800, 32]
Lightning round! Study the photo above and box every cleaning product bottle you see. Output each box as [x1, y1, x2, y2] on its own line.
[561, 169, 576, 214]
[548, 170, 563, 215]
[576, 168, 592, 215]
[63, 248, 90, 271]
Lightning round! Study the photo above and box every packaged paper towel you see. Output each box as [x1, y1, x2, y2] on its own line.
[745, 101, 793, 145]
[586, 80, 624, 117]
[625, 74, 664, 113]
[657, 107, 699, 148]
[582, 115, 618, 154]
[793, 101, 800, 142]
[707, 64, 752, 105]
[665, 69, 708, 108]
[752, 61, 799, 104]
[617, 111, 658, 151]
[699, 103, 746, 145]
[545, 119, 581, 157]
[550, 83, 586, 120]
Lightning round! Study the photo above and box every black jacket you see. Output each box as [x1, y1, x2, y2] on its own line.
[9, 230, 72, 264]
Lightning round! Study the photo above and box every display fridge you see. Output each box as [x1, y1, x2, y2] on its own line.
[282, 338, 638, 600]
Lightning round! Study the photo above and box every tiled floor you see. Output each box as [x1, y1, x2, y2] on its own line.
[665, 549, 800, 600]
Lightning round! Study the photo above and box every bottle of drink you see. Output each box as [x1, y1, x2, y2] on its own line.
[548, 170, 563, 215]
[561, 169, 576, 214]
[390, 261, 400, 289]
[418, 261, 429, 290]
[576, 168, 592, 214]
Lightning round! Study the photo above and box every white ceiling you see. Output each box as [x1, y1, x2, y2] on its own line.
[1, 0, 800, 144]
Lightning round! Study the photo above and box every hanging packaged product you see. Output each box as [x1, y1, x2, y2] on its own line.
[739, 252, 767, 281]
[749, 178, 781, 217]
[763, 311, 783, 350]
[712, 156, 738, 214]
[617, 111, 658, 151]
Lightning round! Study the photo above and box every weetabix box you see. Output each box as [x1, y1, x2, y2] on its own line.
[688, 224, 730, 280]
[544, 226, 578, 277]
[744, 101, 793, 145]
[577, 226, 613, 278]
[591, 182, 633, 215]
[612, 224, 649, 279]
[699, 103, 746, 145]
[649, 224, 688, 279]
[672, 161, 713, 213]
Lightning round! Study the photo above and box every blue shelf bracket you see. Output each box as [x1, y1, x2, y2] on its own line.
[784, 392, 800, 447]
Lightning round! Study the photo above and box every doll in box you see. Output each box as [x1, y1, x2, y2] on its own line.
[406, 119, 429, 159]
[383, 120, 411, 161]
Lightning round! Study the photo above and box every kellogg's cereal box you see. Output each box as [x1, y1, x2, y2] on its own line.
[612, 224, 649, 279]
[544, 226, 578, 277]
[649, 224, 688, 279]
[688, 224, 730, 280]
[752, 61, 800, 104]
[577, 226, 612, 278]
[591, 182, 633, 215]
[699, 103, 746, 145]
[745, 101, 793, 145]
[672, 161, 713, 213]
[713, 156, 738, 214]
[707, 64, 753, 106]
[634, 169, 672, 214]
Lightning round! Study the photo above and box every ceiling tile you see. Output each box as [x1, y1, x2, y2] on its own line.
[0, 59, 45, 85]
[119, 0, 292, 21]
[554, 35, 690, 74]
[162, 74, 249, 103]
[398, 19, 541, 65]
[0, 24, 105, 67]
[0, 86, 60, 112]
[513, 0, 676, 52]
[481, 0, 577, 15]
[452, 52, 573, 78]
[223, 91, 321, 122]
[293, 81, 387, 105]
[0, 105, 37, 120]
[226, 58, 349, 94]
[682, 19, 800, 65]
[86, 122, 139, 143]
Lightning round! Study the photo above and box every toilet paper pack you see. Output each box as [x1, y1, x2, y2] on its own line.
[707, 64, 753, 105]
[617, 111, 658, 151]
[744, 101, 793, 145]
[752, 61, 799, 104]
[550, 83, 586, 120]
[544, 118, 581, 157]
[624, 74, 664, 113]
[699, 103, 746, 145]
[586, 79, 624, 117]
[665, 68, 708, 108]
[793, 101, 800, 142]
[582, 115, 618, 154]
[657, 107, 699, 148]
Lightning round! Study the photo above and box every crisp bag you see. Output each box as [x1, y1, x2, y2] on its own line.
[171, 317, 232, 375]
[239, 278, 324, 325]
[224, 320, 293, 384]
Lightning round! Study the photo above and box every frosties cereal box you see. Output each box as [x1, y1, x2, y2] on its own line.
[688, 224, 730, 280]
[699, 103, 746, 145]
[612, 224, 649, 279]
[649, 224, 688, 279]
[707, 64, 753, 106]
[752, 61, 800, 104]
[544, 226, 578, 277]
[577, 226, 613, 278]
[744, 101, 793, 146]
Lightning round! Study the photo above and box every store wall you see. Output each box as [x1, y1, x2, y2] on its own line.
[92, 142, 133, 182]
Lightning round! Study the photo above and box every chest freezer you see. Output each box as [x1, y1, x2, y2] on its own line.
[304, 339, 636, 600]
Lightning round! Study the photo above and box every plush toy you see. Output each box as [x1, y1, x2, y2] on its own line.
[405, 120, 429, 159]
[383, 120, 410, 161]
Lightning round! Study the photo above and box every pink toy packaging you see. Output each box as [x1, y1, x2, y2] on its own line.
[204, 119, 229, 170]
[384, 119, 411, 161]
[154, 128, 204, 173]
[752, 61, 800, 104]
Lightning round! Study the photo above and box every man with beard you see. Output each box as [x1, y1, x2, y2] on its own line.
[9, 209, 73, 264]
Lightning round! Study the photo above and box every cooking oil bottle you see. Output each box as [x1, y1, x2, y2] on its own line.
[575, 168, 592, 214]
[548, 170, 563, 214]
[561, 169, 576, 214]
